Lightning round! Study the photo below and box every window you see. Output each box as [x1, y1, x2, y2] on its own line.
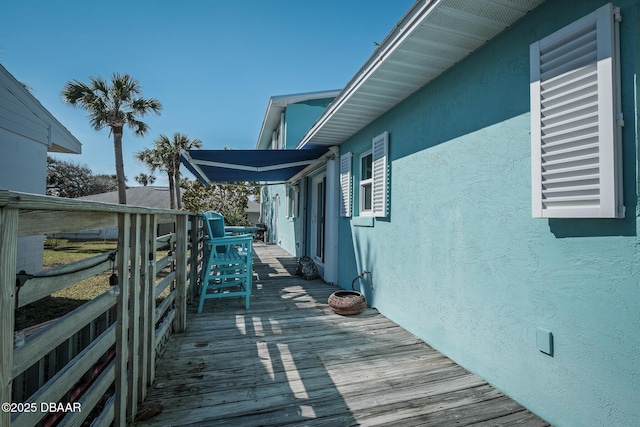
[530, 3, 624, 218]
[285, 183, 299, 218]
[271, 113, 285, 150]
[340, 131, 389, 218]
[359, 151, 373, 215]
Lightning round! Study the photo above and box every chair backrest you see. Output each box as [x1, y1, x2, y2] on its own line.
[202, 211, 229, 253]
[202, 211, 226, 239]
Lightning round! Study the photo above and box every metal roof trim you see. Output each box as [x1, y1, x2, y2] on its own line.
[255, 89, 341, 149]
[297, 0, 546, 148]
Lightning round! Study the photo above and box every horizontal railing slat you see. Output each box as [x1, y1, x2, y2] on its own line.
[155, 310, 175, 350]
[90, 394, 115, 427]
[19, 251, 116, 308]
[18, 211, 116, 237]
[154, 292, 176, 323]
[154, 272, 176, 299]
[58, 360, 115, 427]
[0, 190, 186, 216]
[13, 292, 117, 377]
[1, 189, 200, 426]
[12, 325, 116, 427]
[155, 255, 172, 272]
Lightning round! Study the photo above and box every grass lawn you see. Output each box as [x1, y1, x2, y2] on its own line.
[17, 239, 118, 330]
[16, 238, 175, 331]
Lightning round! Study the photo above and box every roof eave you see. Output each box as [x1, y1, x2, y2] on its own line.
[255, 89, 341, 149]
[0, 64, 82, 154]
[297, 0, 546, 148]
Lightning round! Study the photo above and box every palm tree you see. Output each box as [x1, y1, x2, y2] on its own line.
[135, 142, 176, 208]
[134, 173, 156, 186]
[167, 133, 202, 209]
[136, 133, 202, 209]
[61, 73, 162, 204]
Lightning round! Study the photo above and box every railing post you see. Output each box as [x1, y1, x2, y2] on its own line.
[188, 214, 199, 304]
[174, 214, 188, 332]
[127, 214, 142, 418]
[0, 208, 18, 427]
[147, 214, 158, 386]
[138, 214, 151, 401]
[115, 213, 131, 426]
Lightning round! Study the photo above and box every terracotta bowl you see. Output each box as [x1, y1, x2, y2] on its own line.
[328, 290, 367, 315]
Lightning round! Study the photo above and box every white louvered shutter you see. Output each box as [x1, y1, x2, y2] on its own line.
[292, 185, 299, 218]
[530, 3, 623, 218]
[339, 152, 352, 217]
[285, 186, 290, 218]
[372, 132, 389, 217]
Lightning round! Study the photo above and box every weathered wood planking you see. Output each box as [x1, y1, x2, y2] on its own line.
[135, 242, 550, 427]
[0, 189, 201, 427]
[12, 326, 116, 427]
[138, 214, 153, 402]
[0, 208, 18, 427]
[18, 210, 116, 237]
[128, 214, 142, 418]
[12, 292, 117, 377]
[114, 213, 131, 426]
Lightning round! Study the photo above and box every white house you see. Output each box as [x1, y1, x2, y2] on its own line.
[0, 64, 82, 272]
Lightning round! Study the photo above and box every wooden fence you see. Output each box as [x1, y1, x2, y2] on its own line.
[0, 189, 203, 426]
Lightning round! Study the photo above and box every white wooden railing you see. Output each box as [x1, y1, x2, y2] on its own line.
[0, 189, 203, 426]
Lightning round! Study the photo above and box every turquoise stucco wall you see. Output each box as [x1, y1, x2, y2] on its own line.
[261, 183, 300, 255]
[284, 99, 334, 149]
[261, 98, 335, 255]
[336, 1, 640, 426]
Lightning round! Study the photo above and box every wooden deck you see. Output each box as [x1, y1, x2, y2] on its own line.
[136, 242, 550, 426]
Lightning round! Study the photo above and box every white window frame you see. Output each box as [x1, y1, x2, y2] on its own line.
[359, 150, 373, 216]
[530, 3, 624, 218]
[347, 131, 389, 218]
[285, 184, 299, 219]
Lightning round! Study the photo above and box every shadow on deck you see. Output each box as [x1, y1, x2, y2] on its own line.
[136, 242, 549, 426]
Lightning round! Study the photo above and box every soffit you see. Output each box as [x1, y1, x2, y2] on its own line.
[300, 0, 546, 147]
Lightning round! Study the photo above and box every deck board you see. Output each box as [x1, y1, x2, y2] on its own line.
[136, 243, 550, 426]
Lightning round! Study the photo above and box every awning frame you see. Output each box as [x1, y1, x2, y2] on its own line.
[181, 146, 338, 186]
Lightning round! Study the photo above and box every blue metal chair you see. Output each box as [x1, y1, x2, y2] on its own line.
[198, 212, 253, 312]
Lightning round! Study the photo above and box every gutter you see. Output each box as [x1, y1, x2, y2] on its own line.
[296, 0, 442, 149]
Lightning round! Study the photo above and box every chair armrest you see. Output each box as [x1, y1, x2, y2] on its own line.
[207, 234, 253, 244]
[225, 226, 259, 235]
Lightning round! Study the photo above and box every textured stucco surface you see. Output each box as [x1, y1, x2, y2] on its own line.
[284, 99, 333, 149]
[332, 1, 640, 426]
[262, 99, 334, 256]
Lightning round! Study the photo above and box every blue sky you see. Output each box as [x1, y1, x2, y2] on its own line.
[1, 0, 414, 186]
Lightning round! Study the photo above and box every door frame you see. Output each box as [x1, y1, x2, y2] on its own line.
[310, 172, 326, 265]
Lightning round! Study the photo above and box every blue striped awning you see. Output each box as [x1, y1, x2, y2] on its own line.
[181, 147, 329, 184]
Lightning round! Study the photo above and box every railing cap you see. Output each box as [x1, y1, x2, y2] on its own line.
[0, 189, 194, 216]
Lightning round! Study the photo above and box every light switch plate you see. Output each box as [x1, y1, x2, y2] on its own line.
[536, 327, 553, 356]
